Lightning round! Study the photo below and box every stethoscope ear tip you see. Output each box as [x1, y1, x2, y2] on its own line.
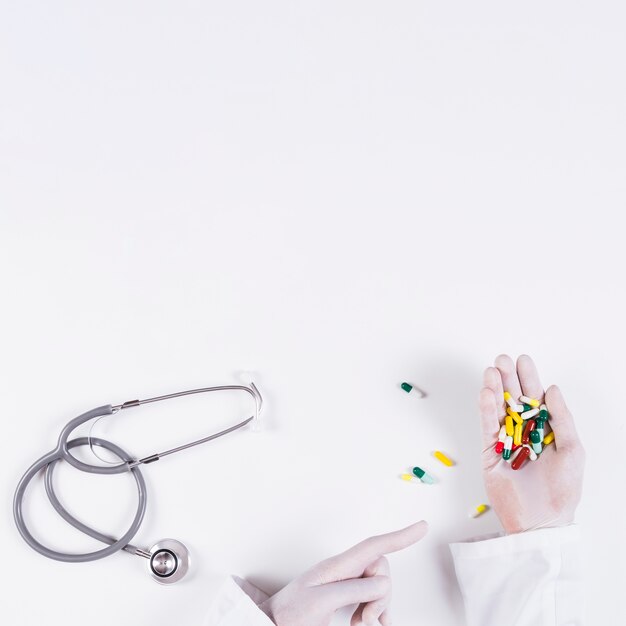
[148, 539, 190, 585]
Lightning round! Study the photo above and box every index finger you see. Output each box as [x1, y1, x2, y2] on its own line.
[319, 521, 428, 581]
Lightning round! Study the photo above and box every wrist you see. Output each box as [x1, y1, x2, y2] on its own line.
[500, 512, 575, 535]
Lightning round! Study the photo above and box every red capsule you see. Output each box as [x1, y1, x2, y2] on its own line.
[511, 445, 531, 470]
[511, 443, 521, 452]
[495, 441, 504, 454]
[522, 419, 536, 445]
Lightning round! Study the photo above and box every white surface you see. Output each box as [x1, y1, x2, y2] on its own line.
[1, 2, 625, 625]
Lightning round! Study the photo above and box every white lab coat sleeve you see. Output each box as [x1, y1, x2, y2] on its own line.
[203, 575, 276, 626]
[449, 525, 583, 626]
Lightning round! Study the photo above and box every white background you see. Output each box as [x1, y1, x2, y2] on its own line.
[1, 2, 625, 625]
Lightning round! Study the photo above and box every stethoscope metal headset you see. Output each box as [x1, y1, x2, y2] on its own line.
[13, 381, 263, 584]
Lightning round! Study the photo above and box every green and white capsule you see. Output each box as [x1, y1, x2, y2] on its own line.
[502, 436, 513, 460]
[530, 430, 542, 455]
[412, 466, 435, 484]
[506, 446, 523, 464]
[401, 382, 426, 398]
[535, 417, 546, 442]
[522, 407, 540, 419]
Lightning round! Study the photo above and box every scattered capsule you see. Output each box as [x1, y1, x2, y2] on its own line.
[522, 418, 536, 444]
[401, 473, 421, 484]
[543, 431, 555, 446]
[511, 445, 531, 470]
[505, 414, 514, 436]
[530, 430, 542, 455]
[513, 422, 523, 446]
[507, 407, 523, 425]
[433, 450, 455, 467]
[502, 435, 513, 460]
[412, 466, 435, 484]
[401, 382, 426, 398]
[519, 395, 540, 408]
[521, 407, 539, 419]
[469, 504, 489, 518]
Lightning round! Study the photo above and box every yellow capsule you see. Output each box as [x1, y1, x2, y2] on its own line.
[505, 414, 514, 436]
[433, 450, 454, 467]
[503, 391, 512, 400]
[469, 504, 489, 518]
[543, 432, 555, 446]
[513, 422, 523, 446]
[519, 395, 540, 408]
[400, 473, 420, 483]
[507, 407, 523, 425]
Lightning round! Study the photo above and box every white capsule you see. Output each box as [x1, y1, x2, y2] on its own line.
[498, 425, 507, 443]
[505, 395, 518, 410]
[540, 403, 547, 411]
[521, 407, 540, 419]
[519, 395, 540, 407]
[536, 427, 545, 442]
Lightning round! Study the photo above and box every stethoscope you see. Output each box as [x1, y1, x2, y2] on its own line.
[13, 381, 263, 584]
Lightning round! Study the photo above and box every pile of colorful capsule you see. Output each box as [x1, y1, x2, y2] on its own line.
[496, 392, 555, 470]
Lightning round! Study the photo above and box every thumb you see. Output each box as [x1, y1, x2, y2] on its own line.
[545, 385, 581, 451]
[316, 575, 391, 613]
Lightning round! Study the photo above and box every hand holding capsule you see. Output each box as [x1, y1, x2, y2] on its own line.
[478, 354, 585, 534]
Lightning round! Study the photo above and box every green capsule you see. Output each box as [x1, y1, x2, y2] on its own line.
[523, 403, 533, 412]
[412, 466, 435, 484]
[401, 382, 413, 393]
[502, 448, 511, 460]
[539, 409, 548, 419]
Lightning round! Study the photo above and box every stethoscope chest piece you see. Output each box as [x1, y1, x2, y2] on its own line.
[149, 539, 189, 584]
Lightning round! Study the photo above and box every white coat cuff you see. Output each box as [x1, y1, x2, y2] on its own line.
[203, 576, 275, 626]
[450, 526, 583, 626]
[450, 524, 581, 559]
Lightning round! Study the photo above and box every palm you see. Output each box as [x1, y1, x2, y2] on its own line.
[479, 354, 584, 534]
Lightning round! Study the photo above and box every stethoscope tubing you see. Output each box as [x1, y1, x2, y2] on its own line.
[13, 383, 262, 575]
[13, 434, 147, 562]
